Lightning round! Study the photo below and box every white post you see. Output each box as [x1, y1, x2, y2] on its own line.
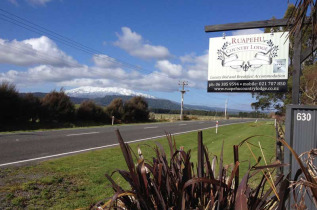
[112, 116, 114, 125]
[224, 99, 228, 119]
[255, 119, 258, 123]
[216, 121, 218, 134]
[274, 119, 277, 127]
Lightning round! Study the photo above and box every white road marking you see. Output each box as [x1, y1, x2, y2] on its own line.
[179, 124, 187, 126]
[66, 132, 99, 137]
[199, 122, 204, 124]
[0, 121, 254, 167]
[144, 126, 158, 129]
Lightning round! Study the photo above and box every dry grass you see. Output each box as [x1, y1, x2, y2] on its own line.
[153, 113, 242, 122]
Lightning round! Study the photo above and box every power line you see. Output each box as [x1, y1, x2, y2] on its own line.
[0, 8, 150, 73]
[0, 11, 135, 69]
[0, 9, 106, 55]
[0, 14, 132, 69]
[0, 8, 238, 110]
[0, 8, 200, 84]
[0, 42, 78, 67]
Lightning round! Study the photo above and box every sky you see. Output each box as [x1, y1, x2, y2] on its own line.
[0, 0, 292, 111]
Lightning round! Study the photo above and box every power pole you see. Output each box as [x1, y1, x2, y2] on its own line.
[178, 81, 188, 121]
[224, 99, 228, 119]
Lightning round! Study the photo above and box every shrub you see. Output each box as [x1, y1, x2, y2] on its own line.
[183, 114, 190, 120]
[94, 130, 291, 209]
[41, 90, 75, 122]
[77, 100, 110, 123]
[0, 82, 22, 123]
[21, 93, 42, 123]
[106, 98, 124, 121]
[123, 96, 149, 123]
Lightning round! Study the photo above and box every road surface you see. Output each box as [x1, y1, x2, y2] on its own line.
[0, 119, 255, 167]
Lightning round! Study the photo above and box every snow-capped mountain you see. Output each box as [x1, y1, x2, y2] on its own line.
[65, 86, 155, 99]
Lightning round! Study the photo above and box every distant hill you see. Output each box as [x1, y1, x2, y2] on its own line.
[22, 92, 245, 114]
[65, 86, 154, 99]
[91, 96, 244, 113]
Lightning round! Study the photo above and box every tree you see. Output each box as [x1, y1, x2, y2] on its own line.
[252, 4, 315, 113]
[287, 0, 317, 44]
[0, 82, 22, 124]
[77, 100, 110, 122]
[21, 93, 42, 123]
[106, 98, 124, 121]
[123, 96, 149, 123]
[300, 63, 317, 104]
[41, 90, 75, 122]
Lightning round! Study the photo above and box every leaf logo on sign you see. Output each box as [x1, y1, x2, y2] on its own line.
[217, 39, 278, 72]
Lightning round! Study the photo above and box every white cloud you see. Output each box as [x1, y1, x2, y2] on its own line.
[180, 53, 197, 63]
[58, 79, 113, 87]
[183, 52, 209, 80]
[127, 71, 178, 92]
[0, 36, 79, 67]
[27, 0, 52, 6]
[8, 0, 53, 6]
[0, 32, 210, 93]
[114, 27, 171, 60]
[0, 63, 141, 88]
[92, 54, 121, 68]
[0, 49, 210, 92]
[8, 0, 18, 6]
[0, 65, 88, 84]
[155, 60, 182, 77]
[232, 29, 264, 36]
[90, 66, 132, 79]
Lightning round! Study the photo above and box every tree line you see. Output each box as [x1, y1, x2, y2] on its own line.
[151, 108, 267, 118]
[0, 82, 150, 129]
[252, 4, 317, 114]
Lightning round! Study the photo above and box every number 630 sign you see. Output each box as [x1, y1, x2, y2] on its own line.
[296, 112, 312, 121]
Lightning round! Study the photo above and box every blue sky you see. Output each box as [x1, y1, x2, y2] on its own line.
[0, 0, 291, 111]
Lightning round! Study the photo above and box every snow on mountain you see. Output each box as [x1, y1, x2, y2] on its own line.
[65, 86, 155, 99]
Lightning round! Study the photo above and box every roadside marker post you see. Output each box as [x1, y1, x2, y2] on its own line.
[216, 121, 218, 134]
[112, 116, 114, 126]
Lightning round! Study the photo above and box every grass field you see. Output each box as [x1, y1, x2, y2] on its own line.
[0, 121, 276, 209]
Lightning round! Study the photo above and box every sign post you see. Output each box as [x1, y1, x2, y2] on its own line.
[205, 17, 317, 101]
[216, 121, 218, 134]
[205, 18, 317, 210]
[285, 105, 317, 209]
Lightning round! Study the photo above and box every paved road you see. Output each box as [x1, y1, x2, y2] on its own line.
[0, 119, 255, 167]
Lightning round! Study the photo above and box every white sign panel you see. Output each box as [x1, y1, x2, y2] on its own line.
[208, 32, 289, 92]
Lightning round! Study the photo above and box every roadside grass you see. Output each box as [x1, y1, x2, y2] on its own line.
[0, 121, 275, 209]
